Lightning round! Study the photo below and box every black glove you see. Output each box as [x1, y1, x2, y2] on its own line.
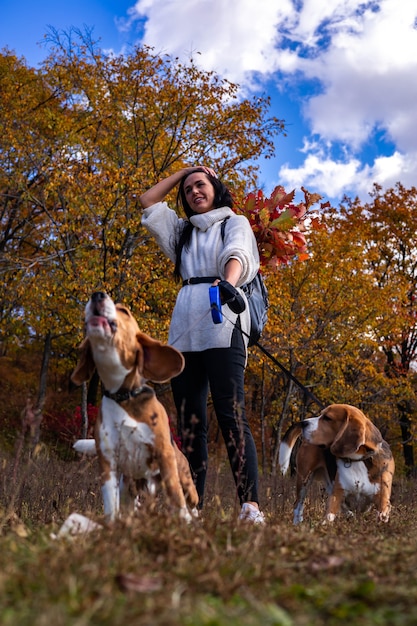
[218, 280, 246, 314]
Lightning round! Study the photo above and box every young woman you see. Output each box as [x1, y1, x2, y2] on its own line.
[139, 166, 264, 523]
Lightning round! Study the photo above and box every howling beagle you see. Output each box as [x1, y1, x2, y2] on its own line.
[71, 292, 198, 523]
[279, 404, 395, 525]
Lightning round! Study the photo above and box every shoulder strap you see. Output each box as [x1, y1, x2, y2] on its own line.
[220, 216, 231, 242]
[175, 221, 194, 279]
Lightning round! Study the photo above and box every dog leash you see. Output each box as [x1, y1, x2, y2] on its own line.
[252, 339, 325, 410]
[220, 307, 326, 410]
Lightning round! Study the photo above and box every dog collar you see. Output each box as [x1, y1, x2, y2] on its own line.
[341, 450, 375, 467]
[103, 384, 154, 404]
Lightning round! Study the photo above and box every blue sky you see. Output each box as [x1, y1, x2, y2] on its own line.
[2, 0, 417, 206]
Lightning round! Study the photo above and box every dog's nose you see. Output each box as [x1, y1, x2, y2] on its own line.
[91, 291, 107, 303]
[300, 420, 308, 429]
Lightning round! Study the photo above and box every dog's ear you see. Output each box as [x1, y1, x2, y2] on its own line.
[330, 407, 383, 457]
[361, 420, 383, 454]
[136, 332, 185, 382]
[71, 339, 96, 385]
[329, 406, 365, 457]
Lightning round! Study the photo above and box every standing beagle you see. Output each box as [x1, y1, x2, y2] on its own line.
[279, 404, 395, 524]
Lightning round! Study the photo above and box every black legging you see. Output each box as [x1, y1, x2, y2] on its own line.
[171, 327, 259, 508]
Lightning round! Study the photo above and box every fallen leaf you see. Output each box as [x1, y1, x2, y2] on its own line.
[116, 574, 163, 593]
[310, 555, 345, 572]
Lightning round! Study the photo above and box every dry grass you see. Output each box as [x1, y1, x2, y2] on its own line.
[1, 445, 417, 626]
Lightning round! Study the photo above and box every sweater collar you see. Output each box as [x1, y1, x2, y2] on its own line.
[190, 207, 234, 231]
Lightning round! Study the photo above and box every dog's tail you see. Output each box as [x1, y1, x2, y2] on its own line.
[73, 439, 97, 456]
[278, 423, 303, 475]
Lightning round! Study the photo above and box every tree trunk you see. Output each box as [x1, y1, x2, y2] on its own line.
[30, 331, 52, 448]
[271, 379, 295, 476]
[398, 405, 415, 475]
[81, 382, 88, 438]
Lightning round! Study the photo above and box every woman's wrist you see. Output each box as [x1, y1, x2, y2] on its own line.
[139, 166, 202, 208]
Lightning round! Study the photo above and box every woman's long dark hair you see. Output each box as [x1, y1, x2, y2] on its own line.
[173, 169, 233, 280]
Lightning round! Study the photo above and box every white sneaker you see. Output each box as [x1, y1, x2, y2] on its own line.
[238, 502, 265, 524]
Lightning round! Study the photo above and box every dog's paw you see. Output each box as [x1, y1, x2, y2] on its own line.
[179, 507, 194, 524]
[377, 509, 390, 523]
[322, 513, 336, 525]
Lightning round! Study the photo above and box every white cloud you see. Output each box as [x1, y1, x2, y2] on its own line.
[277, 0, 417, 201]
[301, 0, 417, 151]
[279, 152, 362, 201]
[279, 149, 417, 203]
[126, 0, 417, 202]
[368, 151, 417, 189]
[128, 0, 294, 82]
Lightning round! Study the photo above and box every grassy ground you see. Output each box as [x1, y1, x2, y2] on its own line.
[1, 446, 417, 626]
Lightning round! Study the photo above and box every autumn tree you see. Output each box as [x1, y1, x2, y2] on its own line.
[0, 29, 285, 439]
[341, 183, 417, 473]
[0, 50, 69, 355]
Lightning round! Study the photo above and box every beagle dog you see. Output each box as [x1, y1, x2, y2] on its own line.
[71, 292, 198, 523]
[279, 404, 394, 524]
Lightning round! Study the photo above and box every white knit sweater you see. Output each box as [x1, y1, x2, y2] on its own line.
[142, 202, 260, 353]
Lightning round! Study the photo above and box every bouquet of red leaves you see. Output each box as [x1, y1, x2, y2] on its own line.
[239, 186, 328, 269]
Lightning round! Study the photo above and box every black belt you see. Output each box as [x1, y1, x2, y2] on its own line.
[182, 276, 219, 286]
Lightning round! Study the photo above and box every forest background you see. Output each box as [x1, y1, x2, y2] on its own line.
[1, 29, 417, 478]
